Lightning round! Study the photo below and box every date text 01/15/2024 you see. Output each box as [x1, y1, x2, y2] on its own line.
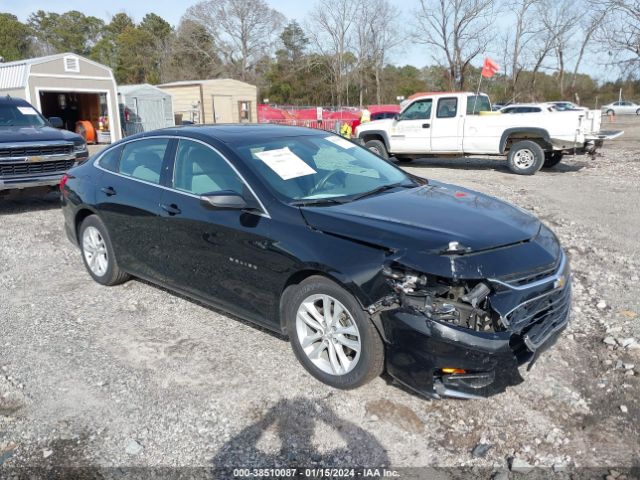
[232, 468, 400, 477]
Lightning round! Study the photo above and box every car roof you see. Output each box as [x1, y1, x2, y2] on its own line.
[0, 96, 33, 107]
[127, 123, 331, 144]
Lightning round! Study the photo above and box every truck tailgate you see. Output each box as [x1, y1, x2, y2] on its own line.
[586, 130, 624, 140]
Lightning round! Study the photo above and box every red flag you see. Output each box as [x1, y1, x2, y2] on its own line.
[481, 57, 500, 78]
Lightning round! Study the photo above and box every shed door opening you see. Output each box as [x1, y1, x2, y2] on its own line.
[39, 91, 108, 143]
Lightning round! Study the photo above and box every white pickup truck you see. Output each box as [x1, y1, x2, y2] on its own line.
[355, 92, 623, 175]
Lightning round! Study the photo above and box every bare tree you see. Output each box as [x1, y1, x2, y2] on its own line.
[366, 0, 403, 104]
[504, 0, 542, 100]
[414, 0, 496, 90]
[597, 0, 640, 76]
[527, 0, 578, 99]
[307, 0, 359, 106]
[185, 0, 285, 81]
[569, 0, 611, 96]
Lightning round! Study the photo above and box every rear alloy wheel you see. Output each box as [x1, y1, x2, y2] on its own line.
[79, 215, 130, 286]
[507, 140, 545, 175]
[607, 109, 614, 116]
[285, 276, 384, 389]
[364, 139, 389, 159]
[543, 151, 563, 168]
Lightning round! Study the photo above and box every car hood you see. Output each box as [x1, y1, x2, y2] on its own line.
[0, 126, 83, 144]
[301, 181, 541, 254]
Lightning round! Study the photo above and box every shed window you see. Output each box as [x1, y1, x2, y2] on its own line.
[64, 56, 80, 73]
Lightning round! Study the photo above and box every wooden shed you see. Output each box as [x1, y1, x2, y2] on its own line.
[0, 53, 121, 143]
[157, 79, 257, 125]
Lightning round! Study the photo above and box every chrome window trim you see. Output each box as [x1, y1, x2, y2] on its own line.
[488, 251, 567, 291]
[93, 135, 271, 219]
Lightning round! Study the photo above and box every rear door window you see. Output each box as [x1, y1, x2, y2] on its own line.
[437, 98, 458, 118]
[119, 138, 170, 184]
[98, 146, 122, 172]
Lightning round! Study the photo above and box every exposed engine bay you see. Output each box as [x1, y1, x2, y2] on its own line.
[369, 264, 504, 333]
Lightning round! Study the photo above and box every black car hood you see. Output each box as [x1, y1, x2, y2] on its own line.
[300, 181, 561, 280]
[0, 126, 82, 144]
[301, 182, 540, 253]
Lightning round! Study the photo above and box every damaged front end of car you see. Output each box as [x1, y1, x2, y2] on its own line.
[366, 246, 571, 399]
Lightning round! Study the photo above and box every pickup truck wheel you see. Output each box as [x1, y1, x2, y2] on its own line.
[543, 152, 563, 168]
[364, 139, 389, 159]
[507, 141, 545, 175]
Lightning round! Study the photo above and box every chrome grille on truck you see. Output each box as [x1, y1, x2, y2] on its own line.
[0, 145, 73, 158]
[0, 159, 75, 176]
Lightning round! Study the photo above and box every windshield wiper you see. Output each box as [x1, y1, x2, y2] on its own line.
[348, 182, 414, 202]
[290, 197, 346, 207]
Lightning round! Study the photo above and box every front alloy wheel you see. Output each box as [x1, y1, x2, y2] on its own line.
[296, 294, 361, 376]
[285, 276, 384, 389]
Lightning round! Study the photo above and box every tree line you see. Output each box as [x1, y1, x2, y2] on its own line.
[0, 0, 639, 107]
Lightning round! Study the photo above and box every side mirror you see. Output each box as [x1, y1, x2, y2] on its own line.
[200, 191, 248, 210]
[394, 114, 400, 121]
[48, 117, 64, 129]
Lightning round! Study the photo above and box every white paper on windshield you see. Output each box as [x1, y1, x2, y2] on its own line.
[325, 136, 356, 149]
[18, 107, 38, 115]
[255, 147, 316, 180]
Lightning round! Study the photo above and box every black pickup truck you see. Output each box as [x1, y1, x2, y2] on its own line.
[0, 96, 88, 193]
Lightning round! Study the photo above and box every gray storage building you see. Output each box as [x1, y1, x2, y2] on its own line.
[0, 52, 121, 143]
[118, 84, 174, 136]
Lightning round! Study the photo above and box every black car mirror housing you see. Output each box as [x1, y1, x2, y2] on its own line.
[200, 191, 248, 210]
[48, 117, 64, 129]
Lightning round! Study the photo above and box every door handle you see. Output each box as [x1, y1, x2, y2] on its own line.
[160, 203, 181, 215]
[100, 186, 116, 196]
[422, 123, 430, 129]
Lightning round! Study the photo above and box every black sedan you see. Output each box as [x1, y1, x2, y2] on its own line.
[61, 125, 571, 399]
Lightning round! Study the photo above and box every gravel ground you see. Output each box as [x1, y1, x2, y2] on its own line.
[1, 117, 639, 478]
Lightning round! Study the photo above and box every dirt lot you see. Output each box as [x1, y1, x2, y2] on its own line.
[1, 117, 639, 478]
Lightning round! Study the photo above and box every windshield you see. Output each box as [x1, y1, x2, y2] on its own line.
[466, 95, 491, 114]
[232, 134, 416, 203]
[0, 104, 47, 127]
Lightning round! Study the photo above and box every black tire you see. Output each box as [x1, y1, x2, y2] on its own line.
[364, 139, 389, 159]
[395, 156, 414, 163]
[507, 140, 545, 175]
[543, 151, 563, 168]
[607, 109, 614, 116]
[636, 108, 640, 115]
[285, 276, 385, 390]
[79, 215, 130, 286]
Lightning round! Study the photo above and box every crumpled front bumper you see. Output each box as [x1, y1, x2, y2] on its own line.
[380, 307, 567, 398]
[378, 256, 571, 399]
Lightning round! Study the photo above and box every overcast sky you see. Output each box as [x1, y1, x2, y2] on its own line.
[2, 0, 609, 80]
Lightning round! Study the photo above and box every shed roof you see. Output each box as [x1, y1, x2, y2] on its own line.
[0, 53, 113, 90]
[158, 78, 256, 89]
[118, 83, 172, 96]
